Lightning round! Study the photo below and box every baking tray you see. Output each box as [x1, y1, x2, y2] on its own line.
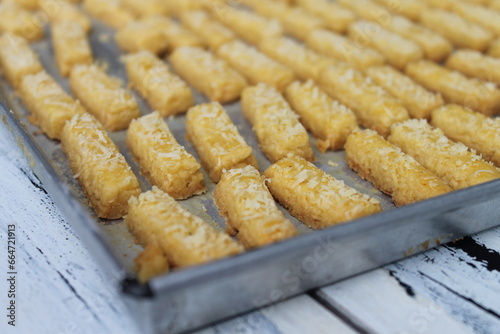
[2, 20, 500, 334]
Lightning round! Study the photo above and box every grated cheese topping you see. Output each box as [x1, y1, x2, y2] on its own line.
[130, 187, 242, 255]
[392, 119, 497, 168]
[218, 40, 287, 73]
[366, 66, 442, 106]
[64, 113, 134, 179]
[173, 47, 233, 75]
[222, 166, 289, 230]
[216, 5, 283, 39]
[190, 102, 250, 157]
[0, 32, 41, 71]
[129, 112, 196, 171]
[351, 21, 422, 57]
[289, 80, 354, 118]
[407, 60, 498, 99]
[272, 156, 380, 209]
[267, 36, 331, 69]
[71, 64, 136, 109]
[428, 9, 492, 35]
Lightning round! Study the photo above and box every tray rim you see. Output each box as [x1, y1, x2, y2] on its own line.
[149, 175, 500, 295]
[3, 101, 500, 300]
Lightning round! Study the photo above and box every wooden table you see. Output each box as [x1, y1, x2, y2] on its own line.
[0, 123, 499, 334]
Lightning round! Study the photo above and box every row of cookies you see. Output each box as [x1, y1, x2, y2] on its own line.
[0, 32, 223, 281]
[0, 30, 383, 281]
[3, 2, 500, 210]
[104, 0, 500, 282]
[3, 0, 500, 281]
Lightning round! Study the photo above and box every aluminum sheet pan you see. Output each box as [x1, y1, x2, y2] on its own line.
[1, 21, 500, 334]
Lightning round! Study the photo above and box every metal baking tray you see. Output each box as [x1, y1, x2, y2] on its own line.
[2, 20, 500, 334]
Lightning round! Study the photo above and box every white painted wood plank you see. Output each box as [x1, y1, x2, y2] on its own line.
[317, 227, 500, 334]
[195, 311, 282, 334]
[317, 269, 473, 334]
[387, 262, 500, 334]
[0, 126, 139, 334]
[263, 295, 356, 334]
[473, 227, 500, 250]
[391, 238, 500, 310]
[197, 295, 356, 334]
[385, 235, 500, 334]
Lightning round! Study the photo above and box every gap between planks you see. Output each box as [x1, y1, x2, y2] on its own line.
[314, 236, 500, 334]
[196, 294, 358, 334]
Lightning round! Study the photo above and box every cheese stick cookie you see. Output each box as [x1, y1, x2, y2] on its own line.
[121, 0, 167, 17]
[240, 83, 290, 126]
[83, 0, 134, 29]
[348, 20, 423, 70]
[463, 0, 492, 4]
[127, 112, 205, 199]
[295, 0, 355, 33]
[446, 50, 500, 86]
[123, 51, 193, 117]
[419, 9, 493, 51]
[241, 84, 314, 163]
[39, 0, 92, 33]
[0, 32, 42, 88]
[127, 187, 243, 268]
[419, 0, 454, 10]
[452, 1, 500, 36]
[115, 18, 169, 55]
[388, 119, 500, 190]
[214, 166, 298, 248]
[0, 3, 44, 41]
[258, 36, 333, 81]
[148, 16, 204, 50]
[340, 0, 451, 61]
[179, 10, 235, 50]
[134, 244, 169, 283]
[365, 66, 444, 119]
[216, 40, 295, 92]
[489, 38, 500, 58]
[19, 71, 86, 140]
[285, 80, 358, 152]
[5, 0, 38, 10]
[428, 0, 492, 7]
[306, 29, 384, 71]
[264, 156, 381, 228]
[61, 113, 141, 219]
[185, 102, 258, 182]
[492, 0, 500, 10]
[163, 0, 208, 15]
[319, 64, 409, 137]
[241, 0, 313, 37]
[69, 64, 140, 131]
[169, 47, 247, 103]
[345, 129, 451, 206]
[242, 0, 290, 18]
[277, 7, 326, 41]
[338, 0, 390, 21]
[211, 5, 283, 45]
[406, 60, 500, 117]
[385, 16, 452, 62]
[52, 20, 93, 77]
[373, 0, 427, 21]
[431, 105, 500, 167]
